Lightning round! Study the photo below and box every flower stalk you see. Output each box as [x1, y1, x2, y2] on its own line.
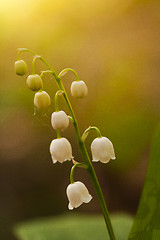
[58, 68, 79, 80]
[15, 48, 116, 240]
[54, 90, 64, 112]
[52, 71, 116, 240]
[70, 163, 88, 184]
[82, 126, 102, 141]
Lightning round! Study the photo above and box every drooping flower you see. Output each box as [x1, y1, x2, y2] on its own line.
[26, 74, 43, 91]
[70, 80, 88, 98]
[91, 137, 115, 163]
[50, 137, 73, 163]
[34, 91, 51, 109]
[66, 181, 92, 210]
[51, 111, 69, 131]
[15, 60, 28, 76]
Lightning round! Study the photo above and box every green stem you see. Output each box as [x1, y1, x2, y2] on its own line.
[56, 130, 61, 139]
[32, 57, 37, 74]
[68, 116, 73, 122]
[77, 141, 116, 240]
[53, 74, 116, 240]
[40, 70, 53, 79]
[70, 163, 88, 184]
[32, 55, 43, 74]
[18, 49, 116, 240]
[17, 48, 56, 73]
[17, 48, 37, 60]
[82, 126, 102, 142]
[58, 68, 79, 80]
[55, 90, 64, 112]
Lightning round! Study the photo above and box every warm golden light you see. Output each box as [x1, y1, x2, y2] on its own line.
[0, 0, 33, 19]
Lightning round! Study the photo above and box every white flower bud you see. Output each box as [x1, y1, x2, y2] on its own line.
[66, 181, 92, 210]
[26, 74, 43, 91]
[70, 80, 88, 98]
[50, 137, 73, 163]
[34, 91, 51, 109]
[51, 111, 69, 131]
[15, 60, 28, 76]
[91, 137, 115, 163]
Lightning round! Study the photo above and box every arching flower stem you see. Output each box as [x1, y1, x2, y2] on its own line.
[17, 48, 116, 240]
[82, 126, 102, 142]
[32, 55, 41, 74]
[17, 48, 56, 73]
[17, 48, 37, 60]
[58, 68, 79, 80]
[70, 163, 88, 184]
[55, 90, 64, 112]
[40, 70, 53, 79]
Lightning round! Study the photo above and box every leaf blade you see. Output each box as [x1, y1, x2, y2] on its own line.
[14, 214, 133, 240]
[128, 124, 160, 239]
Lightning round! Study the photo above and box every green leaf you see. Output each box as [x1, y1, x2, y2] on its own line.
[14, 214, 133, 240]
[128, 124, 160, 239]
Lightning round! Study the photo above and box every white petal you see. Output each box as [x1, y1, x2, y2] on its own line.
[50, 138, 72, 163]
[51, 156, 57, 164]
[83, 194, 92, 203]
[99, 151, 111, 163]
[51, 111, 69, 131]
[91, 137, 115, 164]
[34, 91, 51, 109]
[92, 159, 99, 162]
[71, 81, 88, 98]
[66, 183, 82, 209]
[103, 137, 116, 160]
[68, 202, 73, 210]
[75, 182, 92, 204]
[66, 181, 92, 210]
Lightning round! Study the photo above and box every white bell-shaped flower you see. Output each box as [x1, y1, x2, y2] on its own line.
[26, 74, 43, 91]
[15, 60, 28, 76]
[34, 91, 51, 109]
[66, 181, 92, 210]
[50, 137, 73, 163]
[91, 137, 115, 163]
[70, 80, 88, 98]
[51, 111, 69, 131]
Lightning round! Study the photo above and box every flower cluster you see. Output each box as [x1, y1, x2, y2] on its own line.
[15, 59, 51, 109]
[15, 49, 115, 211]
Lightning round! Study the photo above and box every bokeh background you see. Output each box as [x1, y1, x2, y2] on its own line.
[0, 0, 160, 239]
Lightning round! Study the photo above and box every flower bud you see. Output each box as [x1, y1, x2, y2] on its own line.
[66, 181, 92, 210]
[70, 80, 88, 98]
[51, 111, 69, 131]
[91, 137, 115, 163]
[34, 91, 51, 109]
[26, 74, 43, 91]
[14, 60, 28, 76]
[50, 137, 72, 163]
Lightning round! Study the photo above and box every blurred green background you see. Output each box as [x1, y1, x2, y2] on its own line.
[0, 0, 160, 239]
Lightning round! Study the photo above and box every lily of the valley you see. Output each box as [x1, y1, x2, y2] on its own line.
[34, 91, 51, 109]
[50, 137, 72, 163]
[51, 111, 69, 131]
[15, 60, 28, 76]
[91, 137, 115, 163]
[70, 80, 88, 98]
[26, 74, 43, 91]
[66, 181, 92, 210]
